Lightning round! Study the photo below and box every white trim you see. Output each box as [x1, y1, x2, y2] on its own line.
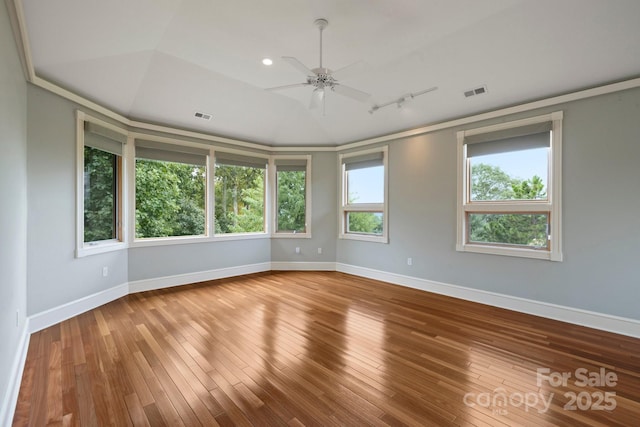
[29, 283, 129, 333]
[130, 120, 274, 153]
[549, 112, 563, 261]
[0, 319, 30, 427]
[335, 263, 640, 339]
[271, 262, 336, 271]
[457, 243, 552, 260]
[128, 262, 271, 293]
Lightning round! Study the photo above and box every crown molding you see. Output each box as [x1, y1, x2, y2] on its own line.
[10, 0, 640, 153]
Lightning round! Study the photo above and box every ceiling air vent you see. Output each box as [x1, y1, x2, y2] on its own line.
[194, 111, 212, 121]
[464, 85, 488, 98]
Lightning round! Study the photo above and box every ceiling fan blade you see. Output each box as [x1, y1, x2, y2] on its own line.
[331, 60, 368, 81]
[282, 56, 315, 76]
[265, 82, 310, 91]
[309, 88, 324, 109]
[332, 84, 371, 102]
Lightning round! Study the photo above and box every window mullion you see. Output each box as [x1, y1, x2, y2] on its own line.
[345, 203, 384, 212]
[464, 202, 551, 213]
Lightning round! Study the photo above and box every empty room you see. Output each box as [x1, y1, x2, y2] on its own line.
[2, 0, 640, 425]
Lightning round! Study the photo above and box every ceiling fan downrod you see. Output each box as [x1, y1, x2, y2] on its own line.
[314, 19, 328, 69]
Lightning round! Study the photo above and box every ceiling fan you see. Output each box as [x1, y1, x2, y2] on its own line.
[267, 18, 371, 112]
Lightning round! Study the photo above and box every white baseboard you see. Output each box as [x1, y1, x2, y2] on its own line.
[29, 283, 129, 334]
[336, 263, 640, 338]
[128, 262, 272, 293]
[271, 261, 336, 271]
[25, 261, 640, 342]
[0, 319, 30, 427]
[336, 263, 640, 339]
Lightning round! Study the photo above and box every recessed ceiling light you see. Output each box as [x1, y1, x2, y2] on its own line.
[262, 58, 273, 66]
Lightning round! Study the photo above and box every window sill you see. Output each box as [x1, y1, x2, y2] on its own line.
[131, 233, 270, 247]
[456, 243, 561, 261]
[213, 233, 270, 242]
[76, 241, 127, 258]
[339, 233, 388, 244]
[272, 232, 312, 239]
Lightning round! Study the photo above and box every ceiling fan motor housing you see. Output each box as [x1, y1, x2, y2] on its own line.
[308, 68, 335, 89]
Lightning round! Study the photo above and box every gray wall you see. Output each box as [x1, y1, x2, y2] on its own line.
[270, 151, 338, 263]
[26, 85, 272, 289]
[26, 83, 640, 321]
[0, 0, 28, 415]
[27, 86, 129, 315]
[128, 238, 270, 281]
[337, 87, 640, 320]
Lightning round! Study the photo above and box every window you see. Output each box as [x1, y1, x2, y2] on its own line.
[77, 116, 127, 256]
[273, 156, 311, 236]
[214, 151, 268, 234]
[339, 146, 388, 243]
[134, 139, 209, 239]
[457, 112, 563, 260]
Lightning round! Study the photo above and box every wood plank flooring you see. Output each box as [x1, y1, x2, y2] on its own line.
[12, 271, 640, 426]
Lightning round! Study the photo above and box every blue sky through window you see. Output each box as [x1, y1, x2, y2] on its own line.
[472, 147, 548, 189]
[347, 166, 384, 203]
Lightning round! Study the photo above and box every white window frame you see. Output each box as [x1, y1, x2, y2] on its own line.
[456, 111, 563, 261]
[76, 111, 129, 257]
[129, 134, 215, 247]
[338, 146, 389, 243]
[270, 155, 312, 238]
[212, 148, 270, 241]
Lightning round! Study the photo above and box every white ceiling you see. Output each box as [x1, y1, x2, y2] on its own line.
[19, 0, 640, 147]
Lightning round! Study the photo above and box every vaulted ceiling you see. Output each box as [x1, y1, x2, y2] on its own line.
[18, 0, 640, 146]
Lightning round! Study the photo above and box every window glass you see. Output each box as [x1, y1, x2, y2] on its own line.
[276, 169, 306, 233]
[468, 213, 549, 248]
[84, 146, 118, 242]
[470, 147, 548, 201]
[347, 212, 383, 236]
[214, 163, 265, 234]
[347, 165, 384, 204]
[135, 159, 206, 238]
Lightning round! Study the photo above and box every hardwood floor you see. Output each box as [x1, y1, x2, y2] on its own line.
[12, 271, 640, 426]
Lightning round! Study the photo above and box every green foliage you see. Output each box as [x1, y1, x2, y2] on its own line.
[470, 163, 548, 247]
[84, 147, 116, 242]
[277, 170, 306, 232]
[470, 213, 548, 247]
[348, 212, 383, 235]
[135, 160, 205, 238]
[214, 164, 265, 233]
[346, 172, 384, 235]
[470, 163, 514, 201]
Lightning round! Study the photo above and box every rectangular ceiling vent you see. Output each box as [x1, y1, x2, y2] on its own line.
[464, 85, 488, 98]
[194, 111, 212, 121]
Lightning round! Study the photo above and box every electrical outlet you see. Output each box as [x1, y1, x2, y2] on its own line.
[102, 266, 109, 277]
[407, 257, 413, 266]
[295, 247, 301, 254]
[317, 247, 322, 254]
